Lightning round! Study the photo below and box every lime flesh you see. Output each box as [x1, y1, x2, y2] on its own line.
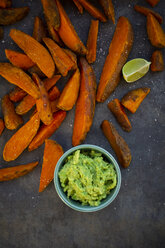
[122, 58, 151, 83]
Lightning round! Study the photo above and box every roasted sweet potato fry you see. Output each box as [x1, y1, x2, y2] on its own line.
[146, 0, 160, 7]
[33, 74, 53, 126]
[0, 119, 5, 136]
[10, 29, 55, 78]
[86, 20, 99, 64]
[96, 16, 134, 102]
[39, 140, 63, 192]
[3, 113, 40, 162]
[0, 162, 38, 182]
[55, 0, 87, 55]
[134, 5, 163, 24]
[5, 50, 35, 70]
[28, 110, 66, 151]
[0, 0, 12, 8]
[32, 16, 47, 42]
[0, 63, 40, 99]
[63, 49, 77, 70]
[0, 7, 29, 26]
[121, 88, 150, 114]
[151, 50, 164, 71]
[41, 0, 60, 31]
[43, 37, 75, 77]
[73, 0, 83, 14]
[16, 76, 61, 115]
[108, 99, 132, 132]
[46, 21, 63, 46]
[0, 27, 3, 40]
[101, 120, 132, 168]
[9, 87, 27, 103]
[147, 13, 165, 48]
[57, 68, 80, 111]
[77, 0, 106, 22]
[99, 0, 115, 24]
[48, 86, 60, 101]
[72, 57, 96, 146]
[2, 95, 23, 130]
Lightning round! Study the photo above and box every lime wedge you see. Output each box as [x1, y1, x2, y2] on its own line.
[122, 58, 151, 83]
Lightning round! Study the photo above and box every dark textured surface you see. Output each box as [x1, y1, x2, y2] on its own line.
[0, 0, 165, 247]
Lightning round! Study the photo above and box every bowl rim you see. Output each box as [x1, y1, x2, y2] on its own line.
[54, 144, 121, 213]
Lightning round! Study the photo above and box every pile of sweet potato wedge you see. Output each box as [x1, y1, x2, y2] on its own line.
[0, 0, 164, 192]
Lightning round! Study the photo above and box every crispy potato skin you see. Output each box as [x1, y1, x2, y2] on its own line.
[0, 7, 29, 25]
[151, 50, 164, 71]
[99, 0, 115, 23]
[121, 88, 150, 113]
[32, 16, 47, 42]
[101, 120, 132, 168]
[108, 99, 132, 132]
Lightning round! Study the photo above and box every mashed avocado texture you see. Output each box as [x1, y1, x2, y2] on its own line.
[58, 150, 117, 206]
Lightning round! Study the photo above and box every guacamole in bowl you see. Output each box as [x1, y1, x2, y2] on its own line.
[54, 145, 121, 212]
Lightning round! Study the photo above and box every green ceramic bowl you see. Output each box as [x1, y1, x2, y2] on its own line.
[54, 144, 121, 212]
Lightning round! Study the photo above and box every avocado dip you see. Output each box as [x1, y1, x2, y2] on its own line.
[58, 150, 117, 206]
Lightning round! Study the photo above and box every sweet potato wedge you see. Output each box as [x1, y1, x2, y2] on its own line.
[0, 0, 12, 8]
[147, 13, 165, 48]
[33, 74, 53, 126]
[5, 50, 35, 70]
[16, 75, 61, 115]
[0, 7, 29, 26]
[99, 0, 115, 24]
[0, 161, 38, 182]
[28, 110, 66, 151]
[0, 63, 40, 99]
[2, 94, 23, 130]
[96, 16, 134, 102]
[73, 0, 83, 14]
[151, 50, 164, 71]
[134, 5, 163, 24]
[43, 37, 75, 77]
[77, 0, 106, 22]
[48, 86, 60, 101]
[121, 87, 151, 114]
[55, 0, 87, 55]
[9, 87, 27, 103]
[0, 119, 5, 136]
[10, 29, 55, 78]
[3, 112, 40, 162]
[46, 21, 63, 46]
[39, 140, 63, 192]
[63, 49, 77, 70]
[146, 0, 160, 7]
[72, 57, 96, 146]
[41, 0, 60, 31]
[108, 99, 132, 132]
[86, 20, 99, 64]
[101, 120, 131, 168]
[32, 16, 47, 42]
[0, 27, 3, 40]
[57, 68, 80, 111]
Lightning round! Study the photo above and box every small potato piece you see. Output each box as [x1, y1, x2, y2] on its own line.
[146, 0, 160, 7]
[101, 120, 131, 168]
[151, 50, 164, 71]
[9, 87, 27, 103]
[39, 140, 64, 192]
[108, 99, 132, 132]
[147, 13, 165, 48]
[3, 112, 40, 162]
[28, 110, 66, 151]
[121, 88, 150, 114]
[0, 161, 38, 182]
[57, 68, 80, 111]
[2, 95, 23, 130]
[0, 7, 29, 26]
[99, 0, 115, 24]
[0, 119, 5, 135]
[5, 50, 35, 70]
[32, 16, 47, 42]
[134, 5, 163, 24]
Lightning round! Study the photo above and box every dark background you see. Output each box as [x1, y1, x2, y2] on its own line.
[0, 0, 165, 247]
